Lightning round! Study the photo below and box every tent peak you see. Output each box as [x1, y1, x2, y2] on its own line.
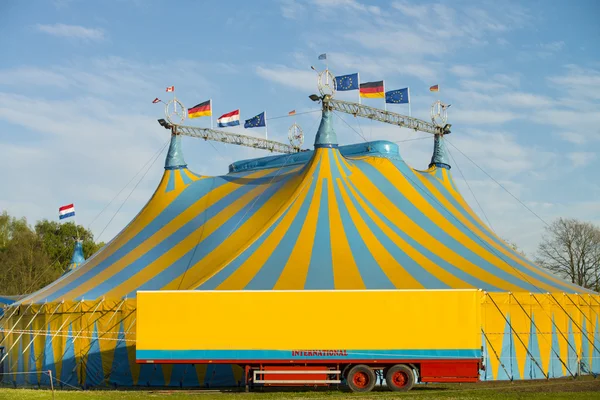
[429, 134, 451, 170]
[314, 109, 338, 149]
[165, 134, 187, 170]
[66, 239, 85, 273]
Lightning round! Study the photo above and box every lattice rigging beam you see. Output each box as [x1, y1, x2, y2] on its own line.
[158, 120, 300, 154]
[326, 98, 451, 135]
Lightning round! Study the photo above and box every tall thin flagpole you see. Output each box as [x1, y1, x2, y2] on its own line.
[408, 87, 412, 117]
[264, 111, 268, 140]
[383, 80, 387, 111]
[358, 72, 361, 105]
[74, 213, 80, 241]
[210, 99, 213, 129]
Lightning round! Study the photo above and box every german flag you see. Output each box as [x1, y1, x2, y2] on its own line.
[359, 80, 384, 98]
[188, 100, 212, 119]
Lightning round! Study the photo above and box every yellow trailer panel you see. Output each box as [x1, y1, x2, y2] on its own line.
[137, 289, 481, 363]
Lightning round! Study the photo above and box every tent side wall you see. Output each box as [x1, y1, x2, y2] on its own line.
[0, 300, 242, 388]
[3, 293, 600, 386]
[481, 292, 600, 380]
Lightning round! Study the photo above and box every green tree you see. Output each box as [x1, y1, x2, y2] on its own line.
[0, 211, 104, 296]
[35, 220, 104, 273]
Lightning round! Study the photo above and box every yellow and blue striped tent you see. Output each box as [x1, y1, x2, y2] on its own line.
[1, 109, 599, 388]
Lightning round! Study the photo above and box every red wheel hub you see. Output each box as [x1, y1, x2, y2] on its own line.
[352, 371, 369, 388]
[392, 371, 408, 387]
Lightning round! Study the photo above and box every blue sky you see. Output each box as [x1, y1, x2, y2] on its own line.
[0, 0, 598, 256]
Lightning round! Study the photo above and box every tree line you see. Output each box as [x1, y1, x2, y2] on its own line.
[0, 210, 598, 295]
[0, 211, 104, 296]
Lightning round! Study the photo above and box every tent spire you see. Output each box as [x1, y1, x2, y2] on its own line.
[314, 99, 338, 149]
[429, 134, 451, 169]
[165, 133, 187, 170]
[65, 239, 85, 273]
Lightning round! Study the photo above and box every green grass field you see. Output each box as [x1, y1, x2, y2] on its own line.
[1, 377, 600, 400]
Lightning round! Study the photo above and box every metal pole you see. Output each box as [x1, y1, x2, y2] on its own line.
[264, 111, 268, 140]
[408, 87, 412, 117]
[383, 80, 386, 111]
[48, 370, 55, 399]
[210, 99, 213, 130]
[358, 72, 361, 105]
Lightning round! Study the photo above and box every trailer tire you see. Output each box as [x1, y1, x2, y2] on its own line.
[385, 364, 414, 392]
[346, 364, 376, 392]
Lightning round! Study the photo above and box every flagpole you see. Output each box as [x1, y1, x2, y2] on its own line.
[74, 215, 80, 241]
[358, 72, 361, 105]
[265, 111, 268, 140]
[408, 87, 412, 117]
[210, 99, 213, 129]
[383, 80, 387, 111]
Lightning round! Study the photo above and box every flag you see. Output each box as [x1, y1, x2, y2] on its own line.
[188, 100, 212, 119]
[359, 80, 384, 98]
[244, 112, 266, 128]
[288, 110, 296, 116]
[318, 53, 327, 60]
[217, 109, 240, 127]
[166, 86, 174, 92]
[59, 204, 75, 220]
[152, 98, 160, 104]
[429, 84, 439, 92]
[335, 73, 359, 91]
[385, 88, 409, 104]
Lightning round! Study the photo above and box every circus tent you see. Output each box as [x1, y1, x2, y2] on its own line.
[1, 108, 599, 388]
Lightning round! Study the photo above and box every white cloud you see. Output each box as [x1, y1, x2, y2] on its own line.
[312, 0, 380, 14]
[255, 65, 316, 92]
[458, 80, 508, 92]
[0, 67, 70, 87]
[280, 0, 304, 19]
[548, 64, 600, 101]
[567, 152, 596, 168]
[452, 109, 519, 125]
[36, 23, 105, 41]
[539, 41, 565, 52]
[449, 65, 481, 78]
[556, 131, 587, 145]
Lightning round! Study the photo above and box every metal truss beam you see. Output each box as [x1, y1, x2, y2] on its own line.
[327, 99, 450, 135]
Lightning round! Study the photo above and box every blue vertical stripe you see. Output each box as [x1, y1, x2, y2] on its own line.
[304, 178, 334, 289]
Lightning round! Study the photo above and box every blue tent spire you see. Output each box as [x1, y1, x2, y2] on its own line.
[65, 240, 85, 273]
[314, 109, 338, 149]
[165, 134, 187, 170]
[429, 134, 451, 169]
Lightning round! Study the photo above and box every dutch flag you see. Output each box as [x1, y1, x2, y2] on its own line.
[217, 109, 240, 128]
[59, 204, 75, 220]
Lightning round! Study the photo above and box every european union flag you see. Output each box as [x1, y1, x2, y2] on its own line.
[244, 112, 266, 128]
[335, 73, 359, 91]
[385, 88, 409, 104]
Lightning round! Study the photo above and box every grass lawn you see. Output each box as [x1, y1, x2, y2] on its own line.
[1, 377, 599, 400]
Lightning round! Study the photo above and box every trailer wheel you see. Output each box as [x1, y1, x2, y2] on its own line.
[385, 364, 414, 392]
[347, 364, 376, 392]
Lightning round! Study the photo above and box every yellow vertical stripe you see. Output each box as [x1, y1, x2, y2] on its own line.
[328, 177, 365, 289]
[336, 178, 423, 289]
[274, 155, 327, 289]
[215, 175, 313, 290]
